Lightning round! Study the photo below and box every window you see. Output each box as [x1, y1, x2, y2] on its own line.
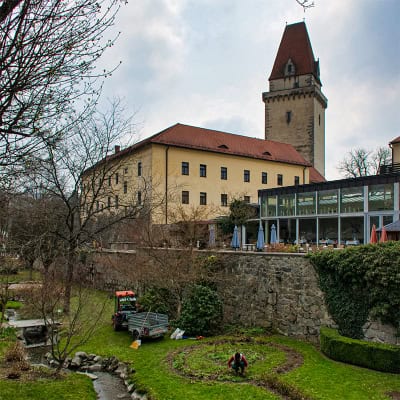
[286, 111, 292, 124]
[107, 196, 111, 208]
[182, 162, 189, 175]
[277, 174, 283, 186]
[115, 195, 119, 209]
[200, 164, 207, 177]
[244, 170, 250, 182]
[96, 201, 99, 211]
[200, 192, 207, 205]
[137, 191, 142, 205]
[318, 114, 321, 126]
[221, 167, 227, 180]
[221, 194, 228, 207]
[294, 176, 300, 185]
[244, 196, 250, 203]
[262, 172, 268, 184]
[138, 162, 142, 176]
[123, 181, 127, 194]
[108, 176, 111, 186]
[182, 191, 189, 204]
[124, 167, 128, 174]
[115, 172, 119, 185]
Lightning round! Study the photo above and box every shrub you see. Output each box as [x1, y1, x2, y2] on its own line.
[308, 242, 400, 338]
[175, 284, 223, 336]
[320, 327, 400, 373]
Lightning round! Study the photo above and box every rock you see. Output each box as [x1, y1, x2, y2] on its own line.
[75, 351, 88, 360]
[76, 371, 98, 380]
[127, 384, 135, 393]
[87, 354, 96, 361]
[94, 355, 103, 363]
[86, 364, 102, 372]
[70, 356, 82, 368]
[117, 394, 129, 399]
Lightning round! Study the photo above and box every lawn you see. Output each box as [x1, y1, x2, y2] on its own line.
[1, 289, 399, 400]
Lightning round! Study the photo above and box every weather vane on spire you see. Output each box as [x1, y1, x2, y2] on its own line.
[295, 0, 315, 12]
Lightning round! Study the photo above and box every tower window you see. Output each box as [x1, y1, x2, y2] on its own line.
[137, 191, 142, 205]
[138, 161, 142, 176]
[286, 111, 292, 124]
[319, 114, 321, 126]
[123, 181, 127, 194]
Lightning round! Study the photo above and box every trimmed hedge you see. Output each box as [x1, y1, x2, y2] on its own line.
[320, 326, 400, 373]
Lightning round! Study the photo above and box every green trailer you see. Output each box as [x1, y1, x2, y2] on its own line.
[128, 312, 168, 340]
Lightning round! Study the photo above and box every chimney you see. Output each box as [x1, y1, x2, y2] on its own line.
[114, 145, 120, 153]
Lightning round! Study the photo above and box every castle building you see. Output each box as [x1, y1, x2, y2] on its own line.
[262, 22, 327, 176]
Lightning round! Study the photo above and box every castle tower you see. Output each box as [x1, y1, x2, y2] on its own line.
[263, 22, 327, 176]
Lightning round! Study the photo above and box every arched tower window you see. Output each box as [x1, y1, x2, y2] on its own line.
[284, 59, 296, 76]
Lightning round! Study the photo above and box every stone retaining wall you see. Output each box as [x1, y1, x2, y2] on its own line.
[90, 249, 398, 344]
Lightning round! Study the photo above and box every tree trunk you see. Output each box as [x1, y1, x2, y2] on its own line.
[63, 249, 75, 314]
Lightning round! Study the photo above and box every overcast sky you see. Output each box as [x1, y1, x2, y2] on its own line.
[101, 0, 400, 180]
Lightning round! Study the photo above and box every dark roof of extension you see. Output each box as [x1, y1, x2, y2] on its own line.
[102, 123, 313, 167]
[269, 22, 320, 83]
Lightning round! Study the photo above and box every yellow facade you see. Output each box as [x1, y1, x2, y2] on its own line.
[88, 142, 312, 225]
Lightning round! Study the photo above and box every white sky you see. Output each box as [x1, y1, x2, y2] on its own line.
[101, 0, 400, 180]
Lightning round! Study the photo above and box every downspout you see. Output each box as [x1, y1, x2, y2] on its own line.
[303, 166, 307, 184]
[165, 146, 170, 224]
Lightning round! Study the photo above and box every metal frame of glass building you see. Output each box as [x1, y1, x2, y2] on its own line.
[258, 174, 400, 246]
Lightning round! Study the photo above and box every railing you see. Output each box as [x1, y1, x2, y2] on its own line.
[379, 163, 400, 174]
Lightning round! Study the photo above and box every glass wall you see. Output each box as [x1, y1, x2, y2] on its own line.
[341, 216, 364, 244]
[368, 183, 393, 211]
[279, 219, 296, 244]
[318, 189, 338, 214]
[278, 194, 295, 216]
[319, 218, 338, 244]
[298, 218, 316, 243]
[297, 192, 316, 215]
[341, 187, 364, 213]
[266, 195, 277, 217]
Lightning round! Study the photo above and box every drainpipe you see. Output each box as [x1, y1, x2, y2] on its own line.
[303, 166, 307, 184]
[165, 146, 170, 224]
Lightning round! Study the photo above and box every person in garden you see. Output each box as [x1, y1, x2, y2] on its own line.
[228, 352, 248, 375]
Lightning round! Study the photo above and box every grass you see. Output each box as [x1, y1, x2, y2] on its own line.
[1, 288, 400, 400]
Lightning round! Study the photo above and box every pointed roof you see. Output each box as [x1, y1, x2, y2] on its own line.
[390, 136, 400, 145]
[101, 123, 312, 167]
[269, 22, 320, 83]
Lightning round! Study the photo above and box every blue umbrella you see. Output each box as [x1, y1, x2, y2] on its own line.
[270, 224, 278, 246]
[208, 225, 216, 247]
[231, 225, 240, 250]
[256, 224, 265, 251]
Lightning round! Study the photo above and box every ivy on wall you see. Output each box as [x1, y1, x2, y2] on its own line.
[308, 242, 400, 339]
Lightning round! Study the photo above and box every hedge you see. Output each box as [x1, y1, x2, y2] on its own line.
[320, 327, 400, 373]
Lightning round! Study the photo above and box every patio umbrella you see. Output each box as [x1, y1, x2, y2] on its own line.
[256, 224, 265, 251]
[208, 225, 216, 247]
[270, 224, 278, 246]
[380, 226, 388, 243]
[370, 224, 378, 244]
[231, 225, 240, 250]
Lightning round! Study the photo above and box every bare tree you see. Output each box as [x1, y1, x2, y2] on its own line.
[338, 147, 391, 178]
[25, 100, 162, 312]
[0, 0, 123, 178]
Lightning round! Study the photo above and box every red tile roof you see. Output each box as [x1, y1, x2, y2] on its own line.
[309, 167, 326, 183]
[145, 123, 311, 166]
[269, 22, 320, 83]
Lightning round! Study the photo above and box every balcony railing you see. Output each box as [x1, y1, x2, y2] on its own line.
[379, 163, 400, 175]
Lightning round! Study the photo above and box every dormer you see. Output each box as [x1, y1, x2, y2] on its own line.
[284, 58, 296, 77]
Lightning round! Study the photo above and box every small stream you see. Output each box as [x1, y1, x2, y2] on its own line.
[9, 309, 130, 400]
[27, 346, 130, 400]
